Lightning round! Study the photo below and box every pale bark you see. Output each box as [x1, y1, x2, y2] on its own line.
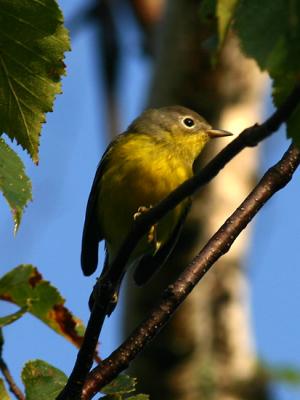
[124, 1, 269, 399]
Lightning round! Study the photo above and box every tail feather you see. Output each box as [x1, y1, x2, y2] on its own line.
[81, 209, 101, 275]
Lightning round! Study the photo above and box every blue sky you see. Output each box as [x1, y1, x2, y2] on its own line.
[1, 1, 299, 399]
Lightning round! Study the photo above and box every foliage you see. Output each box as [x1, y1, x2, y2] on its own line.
[259, 362, 300, 386]
[0, 0, 70, 229]
[202, 0, 300, 144]
[102, 374, 149, 400]
[0, 265, 85, 347]
[0, 138, 32, 232]
[22, 360, 67, 400]
[0, 378, 10, 400]
[21, 361, 148, 400]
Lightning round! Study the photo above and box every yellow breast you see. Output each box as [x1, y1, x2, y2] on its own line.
[97, 133, 192, 262]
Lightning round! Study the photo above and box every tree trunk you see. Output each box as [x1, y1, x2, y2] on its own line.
[124, 1, 269, 399]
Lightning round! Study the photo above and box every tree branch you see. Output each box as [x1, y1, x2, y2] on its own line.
[0, 331, 25, 400]
[56, 84, 300, 400]
[104, 84, 300, 287]
[82, 143, 300, 399]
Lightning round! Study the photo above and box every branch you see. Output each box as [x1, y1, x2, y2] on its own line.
[56, 84, 300, 400]
[0, 331, 25, 400]
[82, 143, 300, 398]
[104, 84, 300, 286]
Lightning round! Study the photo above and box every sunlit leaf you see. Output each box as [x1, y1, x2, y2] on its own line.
[216, 0, 238, 45]
[102, 375, 137, 395]
[22, 360, 67, 400]
[234, 0, 300, 143]
[0, 378, 10, 400]
[0, 138, 32, 232]
[0, 265, 85, 347]
[0, 0, 70, 163]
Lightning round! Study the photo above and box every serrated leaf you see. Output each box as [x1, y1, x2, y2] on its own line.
[234, 0, 300, 143]
[0, 138, 32, 232]
[0, 265, 85, 348]
[102, 375, 137, 395]
[216, 0, 238, 45]
[234, 1, 286, 71]
[234, 0, 300, 75]
[0, 378, 11, 400]
[0, 305, 28, 327]
[0, 0, 70, 163]
[22, 360, 67, 400]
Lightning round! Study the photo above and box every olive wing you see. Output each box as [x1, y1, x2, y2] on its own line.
[81, 141, 116, 276]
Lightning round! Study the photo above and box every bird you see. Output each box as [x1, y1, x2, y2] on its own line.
[81, 105, 232, 313]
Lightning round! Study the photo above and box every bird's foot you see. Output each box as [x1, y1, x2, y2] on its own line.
[133, 205, 152, 220]
[89, 277, 118, 316]
[133, 205, 161, 252]
[148, 224, 162, 253]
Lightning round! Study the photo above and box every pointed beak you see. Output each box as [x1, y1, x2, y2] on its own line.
[206, 129, 233, 138]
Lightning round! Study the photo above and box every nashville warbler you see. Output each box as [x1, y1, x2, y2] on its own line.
[81, 106, 232, 311]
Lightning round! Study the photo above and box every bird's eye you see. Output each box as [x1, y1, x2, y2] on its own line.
[183, 117, 195, 128]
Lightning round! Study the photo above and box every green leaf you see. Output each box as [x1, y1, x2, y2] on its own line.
[216, 0, 238, 45]
[0, 0, 70, 163]
[0, 305, 28, 327]
[22, 360, 67, 400]
[272, 75, 300, 145]
[102, 394, 149, 400]
[0, 378, 11, 400]
[271, 366, 300, 386]
[0, 138, 32, 232]
[259, 361, 300, 386]
[234, 0, 300, 75]
[0, 265, 85, 348]
[234, 0, 286, 72]
[102, 375, 137, 395]
[234, 0, 300, 143]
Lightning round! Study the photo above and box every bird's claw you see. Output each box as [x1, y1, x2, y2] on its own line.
[133, 205, 152, 220]
[133, 205, 161, 252]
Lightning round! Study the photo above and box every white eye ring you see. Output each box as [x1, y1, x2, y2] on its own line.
[182, 117, 195, 128]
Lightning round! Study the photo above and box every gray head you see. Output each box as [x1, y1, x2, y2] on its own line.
[128, 106, 232, 139]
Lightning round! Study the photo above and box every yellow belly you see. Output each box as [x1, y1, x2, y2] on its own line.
[97, 139, 191, 263]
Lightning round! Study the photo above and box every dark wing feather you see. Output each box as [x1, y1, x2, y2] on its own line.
[133, 200, 191, 286]
[81, 141, 116, 276]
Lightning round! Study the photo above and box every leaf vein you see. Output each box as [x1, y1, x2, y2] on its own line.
[0, 56, 34, 151]
[0, 8, 64, 42]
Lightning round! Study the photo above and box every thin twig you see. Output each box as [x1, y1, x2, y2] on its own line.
[56, 84, 300, 400]
[0, 331, 25, 400]
[82, 143, 300, 398]
[56, 306, 106, 400]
